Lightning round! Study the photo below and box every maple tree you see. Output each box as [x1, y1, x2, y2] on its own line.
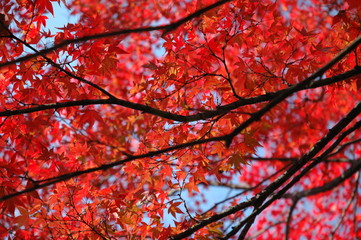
[0, 0, 361, 239]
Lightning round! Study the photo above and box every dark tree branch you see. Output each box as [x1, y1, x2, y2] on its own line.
[247, 157, 355, 163]
[10, 34, 116, 98]
[327, 138, 361, 158]
[205, 181, 251, 190]
[285, 198, 299, 240]
[201, 155, 357, 204]
[0, 0, 233, 69]
[245, 221, 285, 240]
[248, 138, 361, 163]
[0, 67, 359, 123]
[0, 98, 195, 122]
[238, 213, 257, 240]
[0, 134, 225, 202]
[283, 159, 361, 199]
[331, 171, 360, 240]
[197, 163, 293, 217]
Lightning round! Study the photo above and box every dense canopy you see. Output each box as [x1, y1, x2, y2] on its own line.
[0, 0, 361, 239]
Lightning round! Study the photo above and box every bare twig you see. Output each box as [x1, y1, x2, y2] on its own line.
[285, 198, 299, 240]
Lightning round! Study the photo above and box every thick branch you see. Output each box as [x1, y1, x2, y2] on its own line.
[283, 159, 361, 199]
[1, 67, 359, 122]
[0, 98, 193, 122]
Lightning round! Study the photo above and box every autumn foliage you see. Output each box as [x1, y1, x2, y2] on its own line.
[0, 0, 361, 239]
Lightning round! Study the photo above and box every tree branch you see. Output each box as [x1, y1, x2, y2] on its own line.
[10, 34, 116, 98]
[1, 67, 359, 122]
[0, 0, 233, 69]
[283, 159, 361, 199]
[285, 198, 299, 240]
[0, 134, 226, 202]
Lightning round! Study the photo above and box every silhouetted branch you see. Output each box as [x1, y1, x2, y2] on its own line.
[197, 163, 292, 216]
[0, 68, 359, 122]
[247, 157, 355, 163]
[283, 159, 361, 199]
[285, 198, 299, 240]
[245, 221, 285, 239]
[0, 134, 225, 202]
[11, 34, 116, 98]
[330, 171, 359, 240]
[0, 0, 233, 69]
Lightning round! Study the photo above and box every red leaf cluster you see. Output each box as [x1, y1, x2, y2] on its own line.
[0, 0, 361, 239]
